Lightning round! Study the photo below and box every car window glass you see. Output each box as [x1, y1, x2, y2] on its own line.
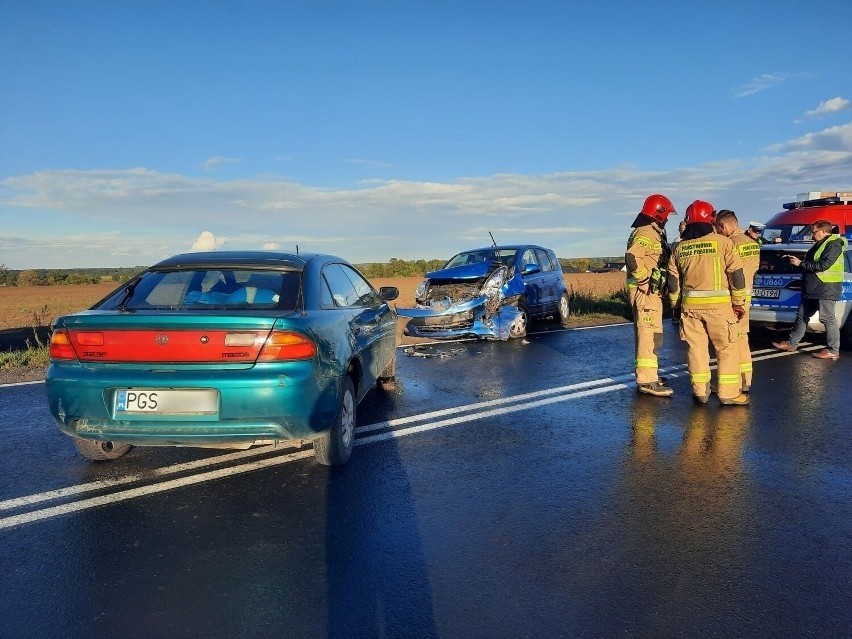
[757, 251, 804, 275]
[534, 249, 554, 271]
[320, 277, 334, 307]
[96, 269, 297, 310]
[323, 264, 360, 307]
[521, 249, 539, 269]
[339, 264, 380, 306]
[845, 250, 852, 274]
[494, 249, 517, 267]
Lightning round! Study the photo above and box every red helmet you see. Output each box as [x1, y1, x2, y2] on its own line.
[684, 200, 715, 224]
[640, 194, 676, 224]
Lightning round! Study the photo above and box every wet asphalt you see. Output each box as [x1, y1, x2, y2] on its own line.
[0, 321, 850, 638]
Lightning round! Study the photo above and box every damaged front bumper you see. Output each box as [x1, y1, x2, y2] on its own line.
[397, 295, 522, 340]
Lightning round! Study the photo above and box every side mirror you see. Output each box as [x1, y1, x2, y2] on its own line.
[522, 264, 541, 275]
[380, 286, 399, 301]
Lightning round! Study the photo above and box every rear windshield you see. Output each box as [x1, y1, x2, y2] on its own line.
[756, 251, 807, 275]
[96, 269, 301, 311]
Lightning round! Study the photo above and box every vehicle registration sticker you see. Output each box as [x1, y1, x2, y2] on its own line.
[115, 389, 218, 415]
[752, 288, 781, 299]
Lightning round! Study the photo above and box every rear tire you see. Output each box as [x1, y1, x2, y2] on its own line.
[508, 302, 528, 339]
[73, 438, 132, 461]
[556, 292, 571, 327]
[314, 376, 356, 466]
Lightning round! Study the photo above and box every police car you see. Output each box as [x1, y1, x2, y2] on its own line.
[749, 192, 852, 347]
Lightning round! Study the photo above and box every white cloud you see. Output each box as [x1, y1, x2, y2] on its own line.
[770, 122, 852, 152]
[733, 72, 808, 98]
[2, 122, 851, 268]
[261, 242, 280, 249]
[202, 156, 242, 170]
[804, 97, 851, 118]
[190, 231, 226, 251]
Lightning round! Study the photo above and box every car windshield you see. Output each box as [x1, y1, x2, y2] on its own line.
[97, 268, 301, 311]
[762, 225, 814, 244]
[443, 249, 517, 269]
[756, 251, 806, 275]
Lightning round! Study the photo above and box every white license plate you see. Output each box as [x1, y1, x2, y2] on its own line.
[115, 389, 218, 415]
[752, 288, 781, 299]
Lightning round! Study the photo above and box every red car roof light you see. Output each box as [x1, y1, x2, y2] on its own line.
[258, 330, 317, 361]
[49, 330, 77, 361]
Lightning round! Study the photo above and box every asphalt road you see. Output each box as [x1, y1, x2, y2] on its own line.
[1, 322, 850, 638]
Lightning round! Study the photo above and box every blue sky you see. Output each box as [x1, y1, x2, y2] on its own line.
[2, 0, 851, 269]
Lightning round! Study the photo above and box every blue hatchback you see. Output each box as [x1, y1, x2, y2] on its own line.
[46, 251, 399, 465]
[396, 244, 571, 340]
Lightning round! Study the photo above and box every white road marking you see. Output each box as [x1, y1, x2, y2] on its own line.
[0, 343, 821, 529]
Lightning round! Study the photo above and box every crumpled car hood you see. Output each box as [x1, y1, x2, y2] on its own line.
[424, 261, 493, 281]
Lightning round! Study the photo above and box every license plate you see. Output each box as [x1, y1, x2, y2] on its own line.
[752, 288, 781, 299]
[115, 389, 219, 415]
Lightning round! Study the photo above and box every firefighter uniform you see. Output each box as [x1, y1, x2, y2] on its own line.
[727, 229, 760, 388]
[626, 222, 669, 386]
[667, 234, 748, 402]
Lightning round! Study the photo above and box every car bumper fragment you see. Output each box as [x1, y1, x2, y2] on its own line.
[399, 301, 520, 340]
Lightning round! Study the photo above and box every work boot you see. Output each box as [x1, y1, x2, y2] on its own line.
[637, 382, 673, 397]
[812, 349, 840, 360]
[741, 385, 751, 393]
[772, 341, 797, 352]
[719, 394, 750, 406]
[692, 393, 711, 405]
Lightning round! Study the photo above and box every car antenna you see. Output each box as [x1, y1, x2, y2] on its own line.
[296, 244, 299, 255]
[489, 231, 497, 248]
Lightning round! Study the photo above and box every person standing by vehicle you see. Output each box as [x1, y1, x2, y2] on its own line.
[772, 220, 848, 360]
[667, 200, 750, 405]
[715, 210, 761, 391]
[745, 222, 767, 245]
[626, 194, 677, 397]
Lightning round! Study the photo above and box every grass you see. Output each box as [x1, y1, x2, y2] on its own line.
[569, 286, 631, 320]
[0, 340, 50, 370]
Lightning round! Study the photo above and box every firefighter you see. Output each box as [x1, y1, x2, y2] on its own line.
[667, 200, 750, 406]
[626, 193, 676, 397]
[714, 210, 761, 391]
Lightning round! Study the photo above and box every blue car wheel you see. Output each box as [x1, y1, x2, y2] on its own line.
[509, 302, 528, 339]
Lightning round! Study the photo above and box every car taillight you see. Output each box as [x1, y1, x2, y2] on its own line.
[257, 331, 317, 361]
[49, 330, 77, 361]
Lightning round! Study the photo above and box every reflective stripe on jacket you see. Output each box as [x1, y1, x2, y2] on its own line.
[667, 234, 747, 309]
[625, 224, 665, 292]
[729, 229, 760, 302]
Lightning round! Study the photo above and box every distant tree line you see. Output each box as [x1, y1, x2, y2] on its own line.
[0, 257, 626, 287]
[0, 264, 144, 287]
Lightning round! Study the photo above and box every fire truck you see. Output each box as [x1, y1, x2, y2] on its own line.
[749, 191, 852, 347]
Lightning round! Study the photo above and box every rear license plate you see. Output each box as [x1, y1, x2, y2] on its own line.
[752, 288, 781, 299]
[115, 389, 219, 415]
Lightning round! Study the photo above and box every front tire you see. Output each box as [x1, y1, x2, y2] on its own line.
[314, 376, 356, 466]
[73, 438, 132, 461]
[509, 302, 528, 339]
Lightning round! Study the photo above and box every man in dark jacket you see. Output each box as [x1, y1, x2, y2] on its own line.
[773, 220, 848, 360]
